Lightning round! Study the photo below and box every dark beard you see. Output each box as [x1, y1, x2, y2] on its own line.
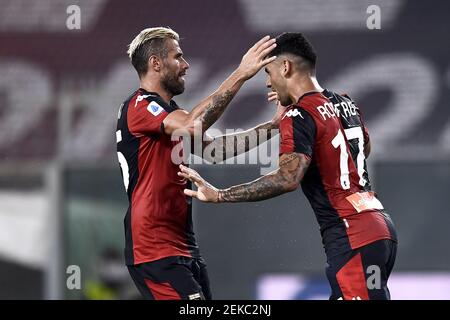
[161, 73, 185, 96]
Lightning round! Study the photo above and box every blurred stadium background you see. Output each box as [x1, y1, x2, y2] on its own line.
[1, 0, 450, 299]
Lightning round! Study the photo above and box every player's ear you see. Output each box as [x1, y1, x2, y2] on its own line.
[149, 55, 162, 72]
[281, 59, 291, 78]
[284, 60, 294, 78]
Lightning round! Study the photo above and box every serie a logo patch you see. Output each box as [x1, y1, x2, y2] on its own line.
[147, 101, 164, 116]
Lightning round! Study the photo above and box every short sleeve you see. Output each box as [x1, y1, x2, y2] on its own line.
[128, 98, 169, 136]
[279, 107, 316, 156]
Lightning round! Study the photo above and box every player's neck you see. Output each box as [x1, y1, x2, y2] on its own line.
[288, 75, 323, 104]
[139, 78, 173, 104]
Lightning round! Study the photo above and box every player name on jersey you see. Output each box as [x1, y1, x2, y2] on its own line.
[317, 99, 358, 121]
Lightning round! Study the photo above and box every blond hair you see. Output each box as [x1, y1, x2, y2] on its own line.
[127, 27, 180, 77]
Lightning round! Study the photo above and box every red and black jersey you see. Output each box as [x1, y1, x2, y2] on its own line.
[279, 90, 397, 258]
[116, 88, 199, 266]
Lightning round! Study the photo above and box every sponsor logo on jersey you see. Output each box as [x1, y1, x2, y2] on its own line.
[147, 101, 164, 116]
[282, 108, 304, 120]
[346, 191, 384, 213]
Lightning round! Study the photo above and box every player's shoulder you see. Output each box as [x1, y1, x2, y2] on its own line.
[129, 89, 180, 115]
[296, 91, 329, 110]
[287, 91, 328, 121]
[281, 103, 315, 125]
[322, 89, 356, 105]
[132, 89, 165, 108]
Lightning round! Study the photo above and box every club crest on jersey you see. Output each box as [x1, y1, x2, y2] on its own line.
[282, 108, 304, 120]
[147, 101, 164, 116]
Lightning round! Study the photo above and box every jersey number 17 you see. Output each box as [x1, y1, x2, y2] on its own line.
[331, 126, 367, 190]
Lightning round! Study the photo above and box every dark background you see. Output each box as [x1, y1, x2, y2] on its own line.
[0, 0, 449, 299]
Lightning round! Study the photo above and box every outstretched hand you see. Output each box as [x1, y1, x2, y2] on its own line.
[238, 36, 277, 80]
[178, 165, 220, 203]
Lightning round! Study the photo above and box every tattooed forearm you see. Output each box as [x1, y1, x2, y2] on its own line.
[206, 121, 279, 163]
[279, 153, 298, 166]
[186, 69, 247, 133]
[218, 153, 311, 202]
[199, 90, 235, 129]
[219, 172, 291, 202]
[229, 121, 277, 155]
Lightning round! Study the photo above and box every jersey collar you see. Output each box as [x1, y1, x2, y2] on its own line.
[139, 88, 179, 111]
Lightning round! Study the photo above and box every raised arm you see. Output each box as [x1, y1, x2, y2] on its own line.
[163, 36, 277, 136]
[178, 152, 311, 203]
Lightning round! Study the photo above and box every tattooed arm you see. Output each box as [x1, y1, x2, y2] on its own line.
[178, 152, 311, 203]
[163, 36, 277, 136]
[201, 121, 277, 163]
[201, 92, 284, 163]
